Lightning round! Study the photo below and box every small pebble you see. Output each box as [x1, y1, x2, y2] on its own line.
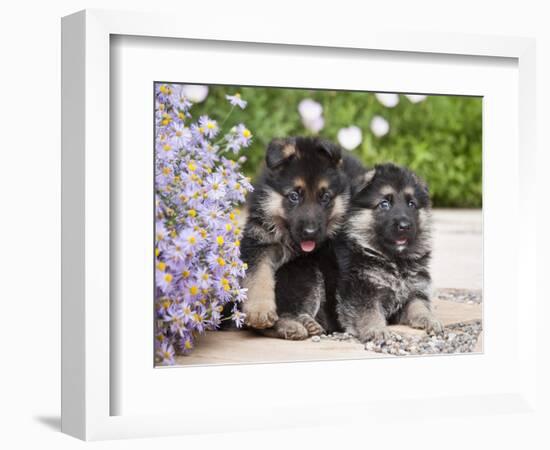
[311, 335, 321, 343]
[365, 342, 375, 351]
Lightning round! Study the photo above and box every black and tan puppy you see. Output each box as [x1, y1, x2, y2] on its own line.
[335, 163, 443, 343]
[240, 137, 360, 334]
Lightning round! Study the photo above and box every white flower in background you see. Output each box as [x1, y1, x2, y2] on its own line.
[375, 93, 399, 108]
[302, 116, 325, 133]
[337, 126, 363, 151]
[181, 84, 209, 103]
[405, 94, 427, 104]
[370, 115, 390, 138]
[298, 99, 323, 122]
[226, 93, 248, 109]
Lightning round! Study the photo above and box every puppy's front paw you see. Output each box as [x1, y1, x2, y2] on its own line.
[298, 314, 325, 336]
[359, 326, 393, 343]
[410, 315, 444, 335]
[243, 301, 278, 329]
[276, 320, 309, 340]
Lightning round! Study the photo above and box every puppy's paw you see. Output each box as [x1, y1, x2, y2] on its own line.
[276, 320, 309, 340]
[299, 316, 325, 336]
[244, 304, 278, 329]
[359, 326, 393, 344]
[410, 315, 444, 335]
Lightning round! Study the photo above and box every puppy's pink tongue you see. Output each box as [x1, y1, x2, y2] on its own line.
[300, 241, 316, 252]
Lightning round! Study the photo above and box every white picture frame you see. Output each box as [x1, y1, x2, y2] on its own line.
[61, 9, 538, 441]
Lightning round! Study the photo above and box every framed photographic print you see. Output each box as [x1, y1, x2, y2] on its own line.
[62, 9, 538, 441]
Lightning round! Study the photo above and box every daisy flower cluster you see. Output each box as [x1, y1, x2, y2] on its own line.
[154, 83, 253, 365]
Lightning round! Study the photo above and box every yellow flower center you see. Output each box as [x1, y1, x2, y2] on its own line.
[163, 144, 171, 152]
[207, 122, 216, 129]
[163, 273, 173, 283]
[189, 286, 199, 295]
[188, 235, 197, 245]
[188, 209, 197, 217]
[242, 128, 251, 138]
[216, 236, 224, 246]
[188, 162, 197, 172]
[157, 261, 166, 272]
[225, 223, 232, 232]
[162, 167, 171, 175]
[217, 257, 225, 267]
[182, 270, 190, 278]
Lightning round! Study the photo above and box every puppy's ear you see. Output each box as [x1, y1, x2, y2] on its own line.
[266, 137, 296, 170]
[351, 169, 376, 195]
[318, 139, 342, 166]
[412, 173, 430, 196]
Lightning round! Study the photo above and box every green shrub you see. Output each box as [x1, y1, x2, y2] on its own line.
[191, 86, 482, 208]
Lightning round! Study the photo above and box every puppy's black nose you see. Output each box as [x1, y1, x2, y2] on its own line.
[301, 224, 319, 239]
[397, 219, 411, 231]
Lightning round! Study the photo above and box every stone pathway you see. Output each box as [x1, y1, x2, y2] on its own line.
[174, 291, 483, 366]
[173, 209, 483, 367]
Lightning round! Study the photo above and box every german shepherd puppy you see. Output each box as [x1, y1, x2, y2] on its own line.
[240, 137, 361, 336]
[334, 163, 443, 343]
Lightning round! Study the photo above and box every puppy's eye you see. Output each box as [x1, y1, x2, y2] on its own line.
[319, 192, 331, 205]
[378, 200, 391, 210]
[287, 191, 300, 204]
[408, 200, 417, 209]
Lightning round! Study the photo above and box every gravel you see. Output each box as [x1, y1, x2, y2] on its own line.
[311, 320, 483, 356]
[309, 289, 483, 355]
[435, 288, 482, 304]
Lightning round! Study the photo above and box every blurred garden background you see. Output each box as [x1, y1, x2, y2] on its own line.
[188, 85, 482, 208]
